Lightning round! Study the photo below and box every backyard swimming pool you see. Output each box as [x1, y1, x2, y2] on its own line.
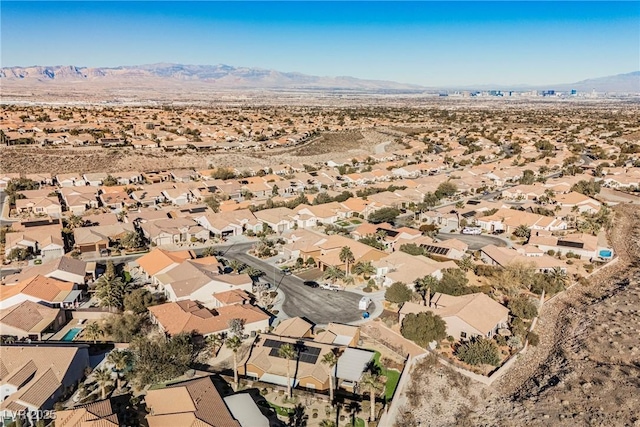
[599, 249, 613, 258]
[61, 327, 83, 341]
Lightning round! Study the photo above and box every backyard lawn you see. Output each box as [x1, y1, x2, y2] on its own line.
[373, 351, 401, 400]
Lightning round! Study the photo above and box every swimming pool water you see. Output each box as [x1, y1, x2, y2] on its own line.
[61, 327, 82, 341]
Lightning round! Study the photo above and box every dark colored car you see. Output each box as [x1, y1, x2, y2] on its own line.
[303, 281, 319, 288]
[492, 229, 505, 235]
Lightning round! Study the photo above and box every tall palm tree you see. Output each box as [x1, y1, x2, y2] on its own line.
[321, 348, 341, 405]
[415, 275, 438, 305]
[226, 335, 242, 389]
[342, 275, 355, 287]
[95, 272, 125, 312]
[84, 321, 103, 344]
[206, 333, 224, 357]
[243, 266, 264, 282]
[107, 349, 131, 390]
[323, 266, 345, 284]
[339, 247, 355, 276]
[278, 343, 296, 398]
[93, 367, 113, 400]
[360, 372, 386, 422]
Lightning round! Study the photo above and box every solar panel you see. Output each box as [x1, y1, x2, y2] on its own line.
[461, 211, 476, 218]
[421, 245, 451, 256]
[305, 346, 321, 356]
[467, 200, 481, 205]
[269, 348, 280, 357]
[264, 339, 283, 349]
[557, 240, 584, 249]
[378, 228, 399, 237]
[299, 354, 320, 364]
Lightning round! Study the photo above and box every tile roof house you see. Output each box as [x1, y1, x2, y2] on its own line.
[3, 257, 88, 285]
[528, 232, 602, 259]
[476, 208, 567, 234]
[4, 223, 64, 261]
[148, 300, 270, 337]
[399, 293, 510, 340]
[480, 244, 567, 273]
[0, 275, 79, 309]
[146, 376, 256, 427]
[273, 317, 314, 339]
[139, 217, 209, 247]
[54, 399, 119, 427]
[0, 346, 89, 420]
[73, 223, 135, 253]
[136, 248, 195, 280]
[302, 234, 387, 272]
[15, 196, 62, 219]
[0, 300, 65, 340]
[373, 251, 459, 287]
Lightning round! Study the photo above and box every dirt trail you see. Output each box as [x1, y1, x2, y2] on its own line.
[480, 205, 640, 426]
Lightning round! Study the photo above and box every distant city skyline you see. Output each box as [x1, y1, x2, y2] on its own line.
[2, 1, 638, 87]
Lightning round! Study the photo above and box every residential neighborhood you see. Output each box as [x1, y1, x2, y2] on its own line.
[0, 102, 638, 427]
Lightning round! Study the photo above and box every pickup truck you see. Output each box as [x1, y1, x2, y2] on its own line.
[320, 283, 341, 291]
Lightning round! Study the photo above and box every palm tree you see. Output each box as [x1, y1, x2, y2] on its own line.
[352, 261, 376, 280]
[319, 420, 336, 427]
[226, 335, 242, 389]
[547, 266, 569, 288]
[206, 333, 224, 357]
[107, 350, 131, 390]
[95, 272, 125, 312]
[93, 367, 113, 400]
[360, 372, 386, 422]
[339, 246, 355, 276]
[323, 266, 345, 284]
[415, 275, 437, 305]
[84, 321, 103, 344]
[342, 275, 355, 287]
[457, 255, 474, 272]
[243, 266, 264, 282]
[321, 348, 341, 405]
[278, 343, 296, 398]
[228, 260, 246, 273]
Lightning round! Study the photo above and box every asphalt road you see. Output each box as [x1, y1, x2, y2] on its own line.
[221, 243, 371, 325]
[437, 232, 510, 250]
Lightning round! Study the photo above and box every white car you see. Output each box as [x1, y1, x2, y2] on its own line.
[461, 227, 482, 235]
[320, 283, 341, 291]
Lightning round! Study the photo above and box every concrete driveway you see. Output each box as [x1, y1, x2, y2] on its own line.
[221, 243, 374, 325]
[437, 232, 511, 250]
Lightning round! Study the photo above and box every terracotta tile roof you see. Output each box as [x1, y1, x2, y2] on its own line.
[149, 300, 269, 336]
[0, 300, 60, 333]
[0, 275, 75, 303]
[55, 399, 119, 427]
[146, 376, 241, 427]
[137, 248, 194, 276]
[273, 317, 314, 338]
[213, 289, 251, 305]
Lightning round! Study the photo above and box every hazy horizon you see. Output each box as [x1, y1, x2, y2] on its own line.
[2, 1, 639, 87]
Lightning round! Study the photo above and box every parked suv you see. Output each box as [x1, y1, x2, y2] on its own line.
[303, 281, 319, 288]
[461, 227, 482, 235]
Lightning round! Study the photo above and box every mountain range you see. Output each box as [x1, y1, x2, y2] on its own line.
[1, 63, 638, 93]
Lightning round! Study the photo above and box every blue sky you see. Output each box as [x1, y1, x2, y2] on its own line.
[2, 1, 638, 86]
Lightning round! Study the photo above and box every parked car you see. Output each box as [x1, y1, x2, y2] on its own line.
[492, 229, 505, 235]
[320, 283, 341, 291]
[303, 281, 319, 288]
[461, 227, 482, 235]
[359, 296, 372, 310]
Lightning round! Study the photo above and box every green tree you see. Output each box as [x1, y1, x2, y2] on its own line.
[437, 268, 470, 295]
[205, 333, 224, 357]
[519, 169, 535, 185]
[95, 272, 125, 312]
[414, 275, 438, 304]
[368, 207, 401, 224]
[422, 192, 440, 208]
[385, 282, 413, 305]
[513, 224, 531, 239]
[352, 261, 376, 280]
[457, 255, 474, 272]
[103, 313, 149, 342]
[435, 181, 458, 199]
[507, 296, 538, 320]
[359, 235, 386, 250]
[226, 335, 243, 389]
[211, 167, 236, 180]
[278, 343, 296, 398]
[131, 333, 198, 388]
[93, 367, 113, 400]
[123, 288, 155, 314]
[361, 372, 386, 422]
[119, 231, 144, 250]
[227, 260, 246, 273]
[339, 246, 355, 276]
[456, 338, 501, 366]
[102, 175, 118, 186]
[401, 312, 447, 347]
[84, 321, 103, 344]
[204, 195, 220, 213]
[399, 243, 424, 256]
[323, 266, 345, 283]
[571, 179, 601, 197]
[107, 349, 132, 390]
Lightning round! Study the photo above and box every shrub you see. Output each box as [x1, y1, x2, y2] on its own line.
[363, 286, 373, 293]
[526, 331, 540, 346]
[508, 296, 538, 320]
[456, 338, 501, 366]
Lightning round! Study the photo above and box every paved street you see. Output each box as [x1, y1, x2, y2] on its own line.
[437, 232, 511, 250]
[221, 243, 373, 325]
